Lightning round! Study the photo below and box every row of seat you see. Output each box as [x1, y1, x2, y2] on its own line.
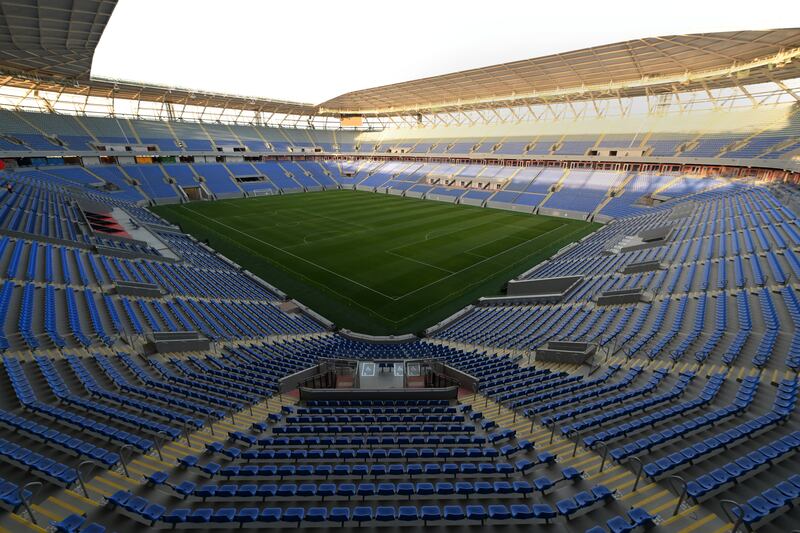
[512, 367, 620, 410]
[179, 456, 553, 479]
[169, 358, 272, 398]
[61, 355, 185, 439]
[585, 507, 658, 533]
[529, 367, 644, 415]
[229, 431, 493, 448]
[582, 373, 725, 449]
[31, 356, 164, 448]
[0, 409, 119, 467]
[50, 514, 105, 533]
[306, 399, 451, 407]
[483, 367, 558, 396]
[144, 357, 255, 406]
[0, 475, 31, 512]
[284, 414, 464, 424]
[686, 431, 800, 501]
[292, 406, 457, 415]
[157, 477, 556, 501]
[4, 355, 158, 456]
[642, 412, 786, 479]
[609, 375, 758, 461]
[106, 488, 614, 527]
[557, 370, 693, 436]
[93, 354, 217, 423]
[0, 438, 78, 486]
[732, 474, 800, 530]
[271, 423, 477, 435]
[219, 444, 535, 461]
[642, 377, 796, 478]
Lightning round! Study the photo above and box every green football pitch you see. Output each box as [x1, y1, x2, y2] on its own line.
[152, 190, 599, 335]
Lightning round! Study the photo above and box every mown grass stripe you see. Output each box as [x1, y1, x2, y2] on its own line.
[154, 190, 598, 334]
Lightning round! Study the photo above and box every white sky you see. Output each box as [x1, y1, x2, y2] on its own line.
[91, 0, 799, 104]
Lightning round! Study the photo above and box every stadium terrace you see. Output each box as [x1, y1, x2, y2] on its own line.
[0, 3, 798, 532]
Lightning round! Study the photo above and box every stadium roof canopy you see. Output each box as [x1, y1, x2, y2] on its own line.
[0, 1, 798, 118]
[0, 0, 113, 79]
[320, 29, 800, 116]
[0, 0, 318, 116]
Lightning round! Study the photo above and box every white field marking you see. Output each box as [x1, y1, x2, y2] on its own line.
[383, 212, 552, 267]
[244, 220, 357, 250]
[238, 201, 375, 238]
[179, 202, 591, 325]
[219, 194, 373, 232]
[282, 204, 443, 250]
[176, 210, 402, 322]
[387, 213, 525, 257]
[384, 250, 454, 274]
[462, 222, 561, 256]
[461, 251, 489, 260]
[393, 214, 552, 256]
[287, 224, 377, 249]
[253, 207, 371, 234]
[180, 204, 398, 300]
[301, 230, 348, 246]
[391, 222, 595, 323]
[397, 223, 565, 300]
[464, 235, 527, 259]
[290, 206, 373, 232]
[280, 197, 484, 254]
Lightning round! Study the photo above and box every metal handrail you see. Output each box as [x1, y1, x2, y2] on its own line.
[568, 428, 581, 457]
[76, 460, 97, 498]
[119, 444, 134, 478]
[153, 435, 164, 461]
[719, 499, 745, 533]
[597, 442, 610, 473]
[629, 456, 644, 492]
[18, 482, 42, 525]
[666, 474, 689, 516]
